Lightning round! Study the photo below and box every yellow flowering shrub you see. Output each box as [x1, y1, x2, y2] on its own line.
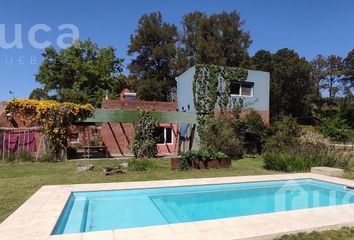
[5, 99, 93, 160]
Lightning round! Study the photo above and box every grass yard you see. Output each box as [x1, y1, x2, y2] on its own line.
[276, 227, 354, 240]
[0, 157, 274, 223]
[2, 157, 354, 239]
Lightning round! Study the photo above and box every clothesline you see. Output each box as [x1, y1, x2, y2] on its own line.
[0, 127, 40, 131]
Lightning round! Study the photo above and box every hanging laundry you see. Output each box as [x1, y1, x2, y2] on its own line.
[4, 131, 37, 153]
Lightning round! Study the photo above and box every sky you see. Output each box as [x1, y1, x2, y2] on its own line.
[1, 0, 354, 101]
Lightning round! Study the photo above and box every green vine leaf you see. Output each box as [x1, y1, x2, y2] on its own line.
[193, 64, 248, 144]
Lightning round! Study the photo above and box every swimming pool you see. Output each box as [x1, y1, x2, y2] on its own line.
[53, 178, 354, 235]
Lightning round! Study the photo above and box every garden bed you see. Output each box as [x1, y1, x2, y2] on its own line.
[171, 157, 231, 170]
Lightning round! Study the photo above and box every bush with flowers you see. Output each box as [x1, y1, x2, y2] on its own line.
[5, 99, 93, 161]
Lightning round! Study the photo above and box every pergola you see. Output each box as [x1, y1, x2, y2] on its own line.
[78, 109, 198, 157]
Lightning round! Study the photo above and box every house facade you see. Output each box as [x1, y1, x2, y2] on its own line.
[176, 65, 270, 150]
[100, 89, 179, 157]
[176, 65, 270, 123]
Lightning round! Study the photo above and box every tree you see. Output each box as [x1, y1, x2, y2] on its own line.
[310, 55, 346, 119]
[128, 12, 178, 101]
[33, 39, 124, 107]
[317, 55, 344, 101]
[242, 110, 267, 154]
[251, 50, 273, 72]
[311, 55, 327, 99]
[341, 50, 354, 127]
[252, 49, 314, 119]
[179, 11, 252, 70]
[29, 88, 49, 100]
[178, 11, 205, 69]
[271, 48, 313, 119]
[344, 49, 354, 92]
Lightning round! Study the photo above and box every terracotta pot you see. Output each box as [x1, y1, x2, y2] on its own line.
[198, 160, 207, 169]
[219, 157, 232, 168]
[207, 159, 221, 169]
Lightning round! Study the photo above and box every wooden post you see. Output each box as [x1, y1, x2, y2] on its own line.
[7, 130, 10, 158]
[27, 130, 30, 152]
[2, 130, 5, 161]
[35, 135, 43, 162]
[88, 127, 91, 159]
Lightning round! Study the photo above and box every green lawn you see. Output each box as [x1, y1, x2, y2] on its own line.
[276, 227, 354, 240]
[0, 157, 274, 223]
[2, 157, 354, 239]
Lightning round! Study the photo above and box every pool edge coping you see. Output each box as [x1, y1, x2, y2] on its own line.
[1, 173, 354, 240]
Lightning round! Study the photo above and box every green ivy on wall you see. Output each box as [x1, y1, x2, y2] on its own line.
[192, 64, 248, 144]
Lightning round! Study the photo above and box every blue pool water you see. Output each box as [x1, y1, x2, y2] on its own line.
[53, 179, 354, 234]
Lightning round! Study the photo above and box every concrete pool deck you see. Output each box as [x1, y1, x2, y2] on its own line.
[1, 173, 354, 240]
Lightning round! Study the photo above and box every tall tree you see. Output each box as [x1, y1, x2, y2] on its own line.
[323, 55, 344, 100]
[179, 11, 252, 69]
[337, 50, 354, 127]
[271, 49, 313, 119]
[29, 88, 49, 100]
[311, 55, 327, 100]
[179, 11, 206, 68]
[33, 39, 125, 107]
[312, 55, 344, 101]
[251, 50, 273, 72]
[344, 49, 354, 92]
[128, 12, 178, 101]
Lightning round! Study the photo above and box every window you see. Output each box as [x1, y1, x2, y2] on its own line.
[70, 133, 79, 144]
[230, 81, 253, 97]
[230, 82, 241, 95]
[241, 82, 253, 96]
[155, 127, 173, 144]
[155, 128, 165, 144]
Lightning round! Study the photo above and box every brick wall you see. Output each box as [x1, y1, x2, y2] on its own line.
[240, 110, 270, 124]
[214, 109, 270, 124]
[101, 99, 179, 156]
[102, 99, 177, 111]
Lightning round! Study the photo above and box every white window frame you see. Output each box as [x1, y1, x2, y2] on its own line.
[157, 127, 174, 145]
[230, 81, 254, 98]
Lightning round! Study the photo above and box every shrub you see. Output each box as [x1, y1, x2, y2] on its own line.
[4, 153, 16, 163]
[16, 151, 34, 162]
[179, 148, 227, 171]
[128, 159, 154, 171]
[275, 227, 354, 240]
[264, 116, 301, 153]
[242, 110, 267, 154]
[3, 151, 34, 163]
[263, 142, 353, 172]
[39, 152, 53, 162]
[317, 117, 352, 142]
[203, 112, 243, 158]
[131, 110, 157, 158]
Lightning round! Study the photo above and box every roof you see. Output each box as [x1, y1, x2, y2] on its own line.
[176, 65, 270, 82]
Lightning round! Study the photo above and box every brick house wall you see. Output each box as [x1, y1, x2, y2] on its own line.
[101, 99, 179, 157]
[240, 110, 270, 124]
